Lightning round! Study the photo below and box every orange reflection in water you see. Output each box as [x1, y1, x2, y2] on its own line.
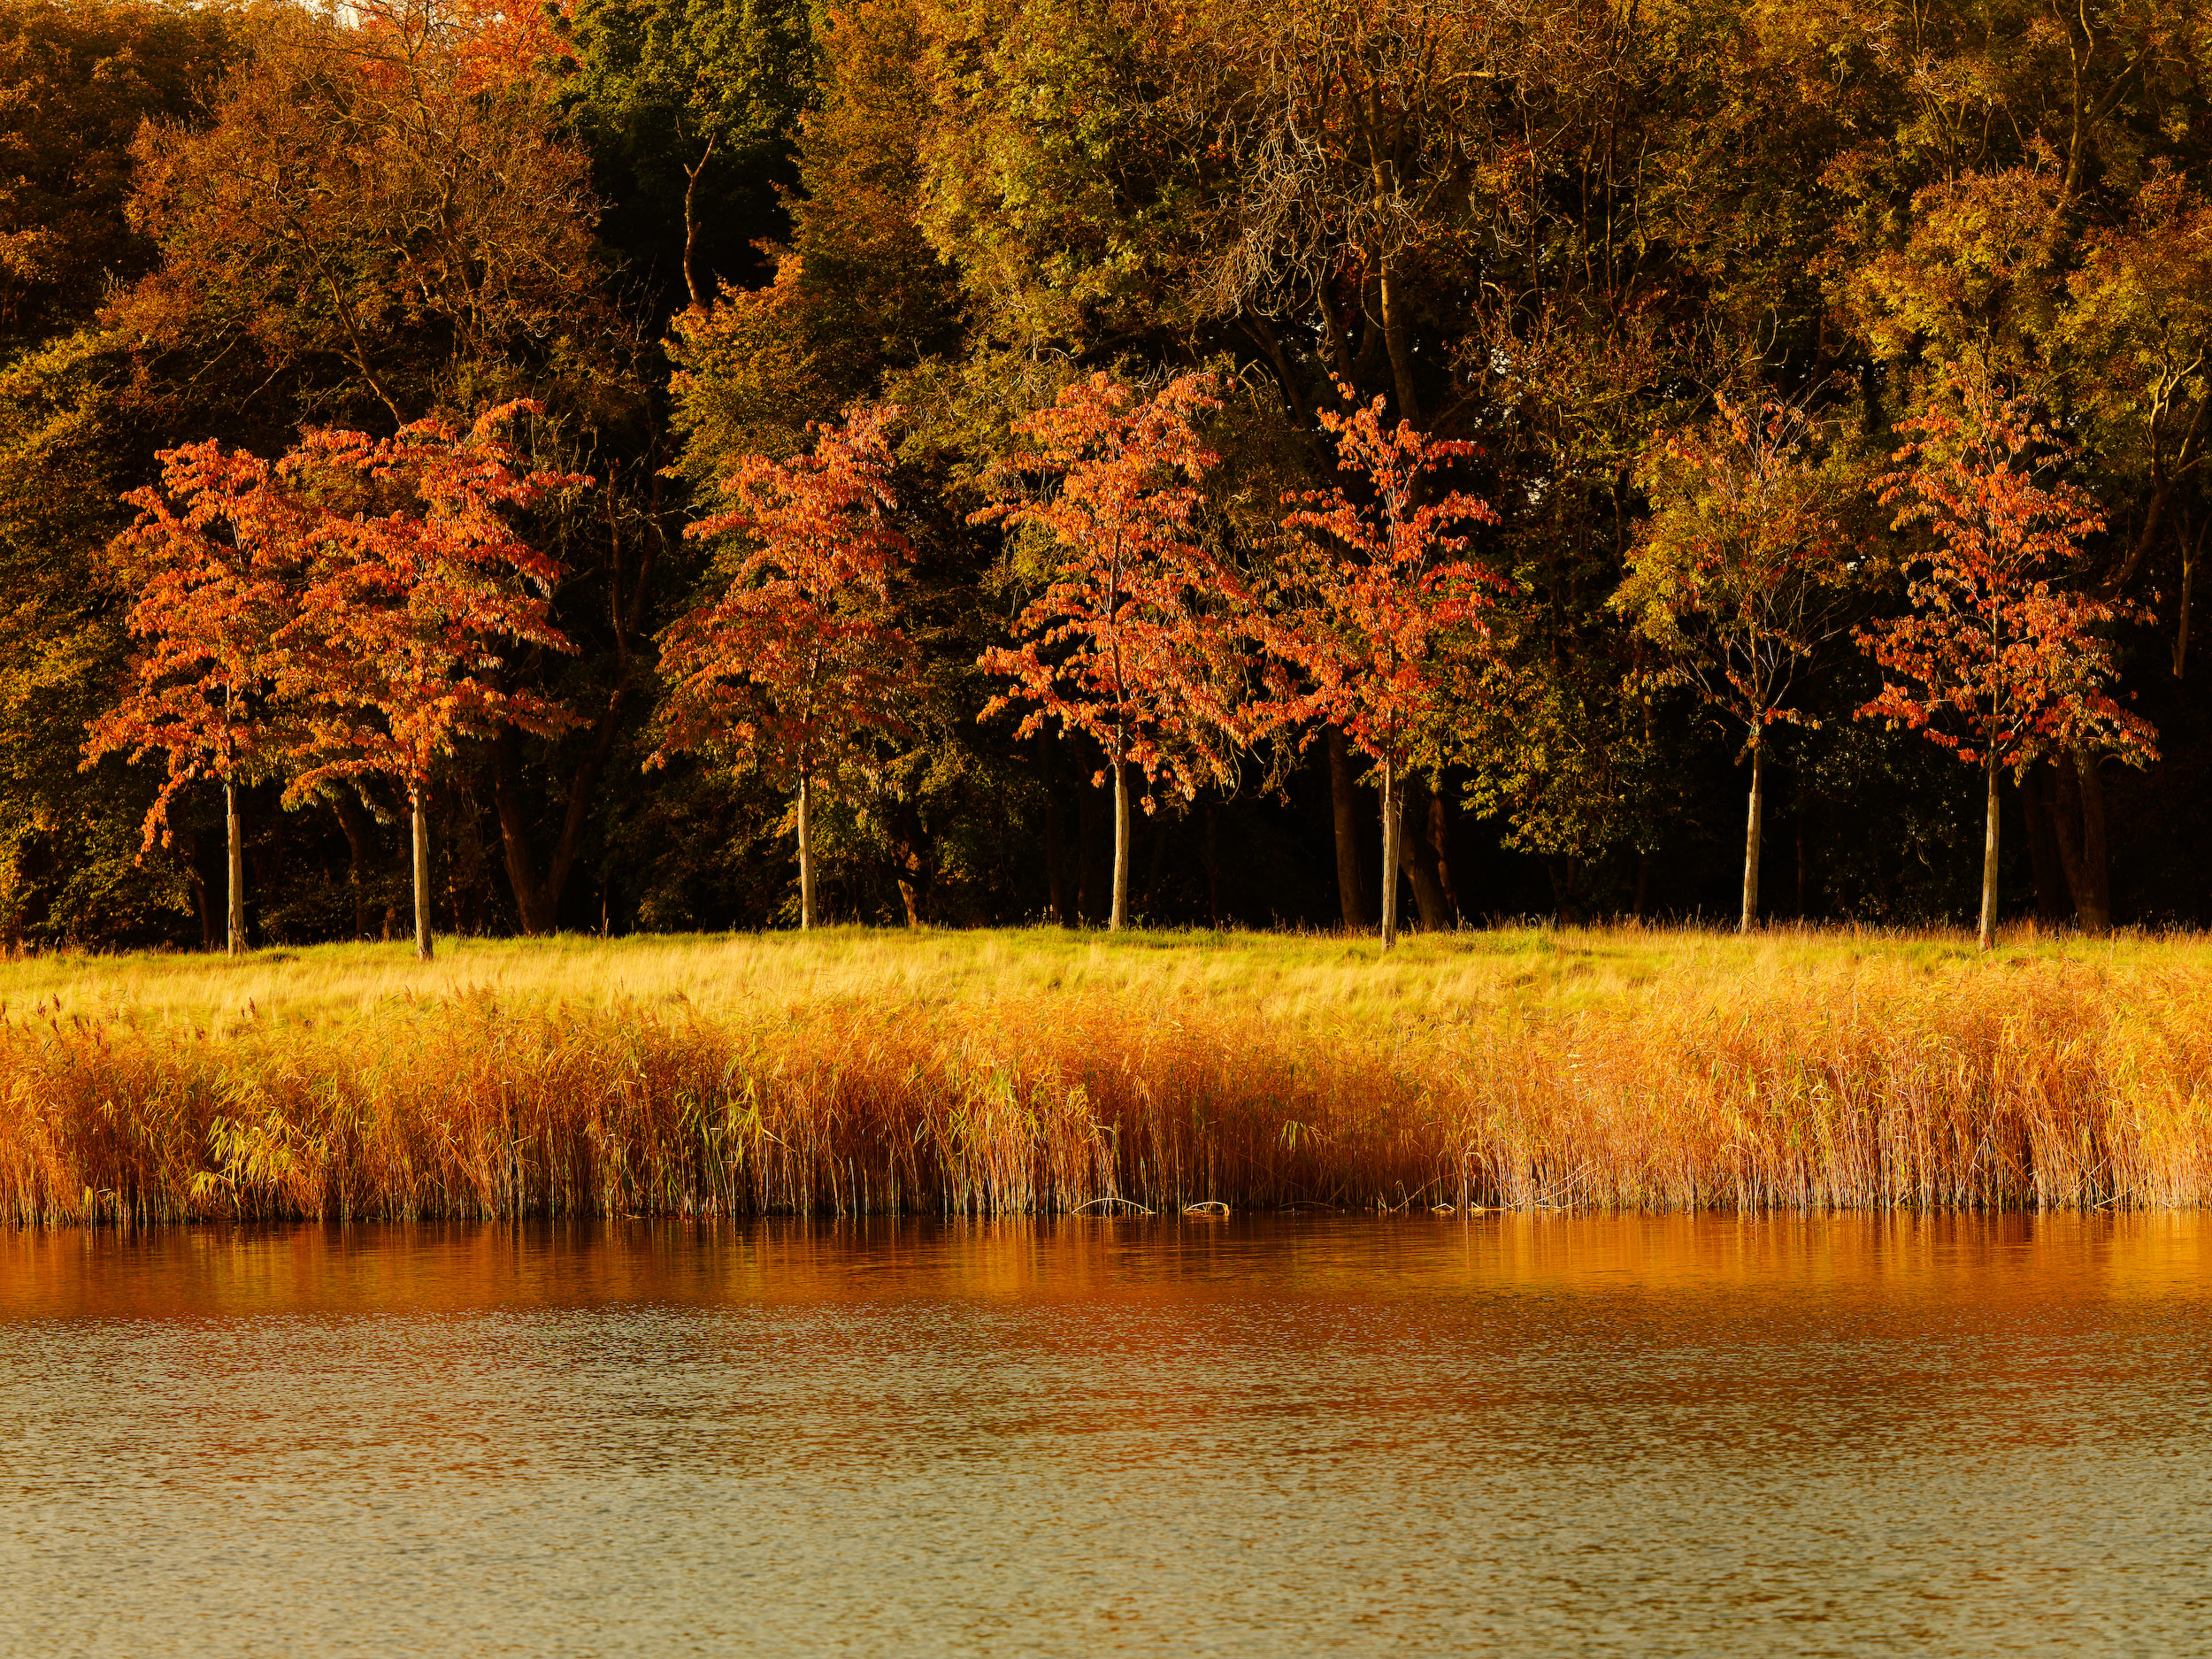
[3, 1209, 2203, 1317]
[0, 1214, 2205, 1656]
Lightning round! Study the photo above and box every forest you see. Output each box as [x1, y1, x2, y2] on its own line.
[2, 0, 2208, 951]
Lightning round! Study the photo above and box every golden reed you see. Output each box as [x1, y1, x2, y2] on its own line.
[2, 936, 2208, 1222]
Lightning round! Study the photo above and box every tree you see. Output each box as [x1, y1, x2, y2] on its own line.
[1860, 374, 2155, 949]
[83, 442, 311, 954]
[0, 4, 243, 946]
[561, 0, 814, 317]
[284, 406, 581, 960]
[649, 404, 916, 930]
[2062, 165, 2212, 604]
[119, 0, 601, 431]
[1182, 0, 1506, 425]
[1617, 394, 1862, 929]
[975, 372, 1246, 932]
[664, 0, 964, 465]
[1272, 392, 1500, 948]
[0, 0, 235, 353]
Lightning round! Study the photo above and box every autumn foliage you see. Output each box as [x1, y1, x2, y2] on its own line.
[279, 408, 581, 811]
[15, 0, 2212, 951]
[82, 442, 312, 952]
[1863, 375, 2156, 947]
[85, 445, 309, 852]
[119, 0, 596, 430]
[87, 403, 580, 958]
[976, 372, 1249, 930]
[279, 405, 581, 962]
[1620, 395, 1859, 928]
[1271, 392, 1501, 946]
[650, 403, 916, 928]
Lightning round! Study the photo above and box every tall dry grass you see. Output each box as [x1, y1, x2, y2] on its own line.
[2, 926, 2208, 1222]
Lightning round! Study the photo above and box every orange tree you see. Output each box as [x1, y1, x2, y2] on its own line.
[974, 372, 1250, 932]
[1861, 374, 2155, 949]
[1617, 395, 1862, 932]
[1270, 392, 1501, 949]
[121, 0, 598, 428]
[83, 443, 312, 954]
[649, 404, 915, 930]
[283, 404, 580, 960]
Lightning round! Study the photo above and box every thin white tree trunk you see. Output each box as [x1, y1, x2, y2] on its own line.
[1740, 737, 1763, 932]
[1379, 760, 1402, 950]
[411, 788, 434, 963]
[797, 772, 816, 930]
[1978, 757, 2000, 951]
[1110, 758, 1130, 932]
[225, 780, 245, 957]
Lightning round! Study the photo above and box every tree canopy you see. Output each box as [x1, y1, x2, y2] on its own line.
[2, 0, 2208, 946]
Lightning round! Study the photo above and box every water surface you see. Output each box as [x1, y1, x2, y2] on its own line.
[2, 1215, 2206, 1655]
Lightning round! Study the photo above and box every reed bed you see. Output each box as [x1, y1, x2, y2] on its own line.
[1, 926, 2208, 1222]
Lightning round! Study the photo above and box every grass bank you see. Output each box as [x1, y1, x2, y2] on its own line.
[2, 925, 2208, 1222]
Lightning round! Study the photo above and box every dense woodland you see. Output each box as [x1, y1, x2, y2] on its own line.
[2, 0, 2208, 949]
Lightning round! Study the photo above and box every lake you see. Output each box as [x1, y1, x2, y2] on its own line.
[1, 1215, 2205, 1655]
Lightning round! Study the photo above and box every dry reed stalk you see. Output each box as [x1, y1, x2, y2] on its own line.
[1, 941, 2208, 1223]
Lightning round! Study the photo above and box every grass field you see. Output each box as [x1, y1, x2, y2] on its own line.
[2, 924, 2207, 1222]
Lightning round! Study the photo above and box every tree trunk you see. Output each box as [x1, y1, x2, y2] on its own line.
[225, 780, 245, 957]
[2071, 746, 2111, 935]
[1377, 257, 1422, 425]
[1244, 315, 1312, 429]
[1046, 793, 1071, 926]
[1427, 790, 1462, 922]
[886, 798, 931, 928]
[1316, 283, 1358, 391]
[797, 772, 817, 930]
[331, 793, 375, 941]
[1203, 803, 1222, 929]
[2050, 755, 2093, 933]
[411, 788, 433, 963]
[1326, 727, 1370, 930]
[1394, 773, 1451, 930]
[2023, 767, 2070, 925]
[681, 136, 716, 311]
[1547, 857, 1584, 924]
[1978, 756, 2000, 951]
[1379, 760, 1403, 950]
[2175, 516, 2199, 678]
[492, 711, 630, 938]
[185, 856, 213, 952]
[1076, 774, 1101, 924]
[491, 733, 554, 935]
[1137, 807, 1172, 917]
[1740, 738, 1763, 932]
[1110, 758, 1131, 932]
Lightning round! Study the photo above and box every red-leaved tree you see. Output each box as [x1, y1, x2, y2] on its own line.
[284, 405, 582, 961]
[1861, 374, 2155, 949]
[975, 372, 1249, 932]
[649, 404, 915, 930]
[84, 445, 314, 955]
[1272, 394, 1502, 949]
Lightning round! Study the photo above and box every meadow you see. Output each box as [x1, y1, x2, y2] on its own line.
[2, 924, 2207, 1224]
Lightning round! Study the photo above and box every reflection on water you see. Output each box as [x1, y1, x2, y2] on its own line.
[1, 1216, 2205, 1655]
